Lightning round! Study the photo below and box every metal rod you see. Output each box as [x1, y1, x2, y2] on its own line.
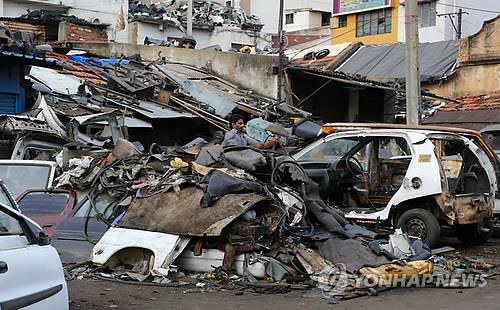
[187, 0, 193, 37]
[276, 0, 285, 106]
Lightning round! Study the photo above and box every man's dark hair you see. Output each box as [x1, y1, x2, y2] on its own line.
[228, 114, 244, 129]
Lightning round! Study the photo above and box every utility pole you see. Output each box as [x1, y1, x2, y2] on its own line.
[405, 0, 421, 125]
[276, 0, 285, 105]
[457, 8, 463, 39]
[437, 9, 468, 39]
[187, 0, 193, 37]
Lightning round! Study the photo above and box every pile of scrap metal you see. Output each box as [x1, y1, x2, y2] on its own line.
[1, 49, 318, 160]
[61, 141, 494, 300]
[130, 0, 263, 33]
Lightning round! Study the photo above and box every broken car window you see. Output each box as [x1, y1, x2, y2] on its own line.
[297, 137, 361, 163]
[379, 137, 411, 159]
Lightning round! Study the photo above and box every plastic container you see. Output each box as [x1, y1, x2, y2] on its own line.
[175, 248, 266, 279]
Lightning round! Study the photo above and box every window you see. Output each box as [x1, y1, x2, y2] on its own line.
[18, 192, 69, 216]
[73, 194, 117, 219]
[419, 1, 436, 28]
[0, 209, 22, 236]
[356, 9, 392, 37]
[322, 12, 333, 26]
[333, 15, 347, 28]
[0, 165, 51, 199]
[0, 185, 15, 210]
[285, 13, 294, 25]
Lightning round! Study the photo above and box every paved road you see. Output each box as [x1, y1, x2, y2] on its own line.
[68, 276, 500, 310]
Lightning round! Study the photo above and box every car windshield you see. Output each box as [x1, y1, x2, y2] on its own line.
[0, 164, 51, 199]
[296, 137, 361, 163]
[18, 192, 69, 216]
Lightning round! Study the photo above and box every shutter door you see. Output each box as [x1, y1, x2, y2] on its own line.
[0, 93, 17, 115]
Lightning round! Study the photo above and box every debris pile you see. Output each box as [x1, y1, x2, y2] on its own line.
[0, 48, 319, 161]
[129, 0, 264, 33]
[60, 140, 495, 300]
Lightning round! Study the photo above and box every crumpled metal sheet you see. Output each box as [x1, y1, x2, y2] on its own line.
[119, 186, 268, 236]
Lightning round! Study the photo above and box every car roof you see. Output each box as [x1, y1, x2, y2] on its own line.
[321, 122, 483, 136]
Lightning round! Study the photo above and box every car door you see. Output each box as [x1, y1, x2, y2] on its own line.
[0, 203, 68, 310]
[16, 190, 76, 238]
[51, 194, 117, 263]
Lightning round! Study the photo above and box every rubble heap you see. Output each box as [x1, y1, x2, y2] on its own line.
[60, 140, 495, 300]
[129, 0, 264, 33]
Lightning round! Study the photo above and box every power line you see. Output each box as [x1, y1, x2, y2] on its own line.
[436, 2, 500, 14]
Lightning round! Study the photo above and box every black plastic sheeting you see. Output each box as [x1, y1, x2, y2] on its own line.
[336, 40, 458, 83]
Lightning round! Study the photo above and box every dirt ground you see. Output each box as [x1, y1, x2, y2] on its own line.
[68, 238, 500, 310]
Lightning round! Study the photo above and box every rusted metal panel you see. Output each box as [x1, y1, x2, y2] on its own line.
[119, 186, 268, 236]
[454, 194, 494, 225]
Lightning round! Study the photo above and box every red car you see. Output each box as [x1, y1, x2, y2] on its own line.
[16, 189, 76, 237]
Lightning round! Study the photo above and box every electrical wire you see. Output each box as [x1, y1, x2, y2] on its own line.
[436, 2, 500, 14]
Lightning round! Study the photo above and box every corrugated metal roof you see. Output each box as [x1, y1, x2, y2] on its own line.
[336, 40, 458, 83]
[105, 97, 196, 120]
[0, 51, 60, 68]
[157, 63, 238, 117]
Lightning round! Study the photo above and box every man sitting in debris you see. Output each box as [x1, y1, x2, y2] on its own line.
[222, 114, 278, 149]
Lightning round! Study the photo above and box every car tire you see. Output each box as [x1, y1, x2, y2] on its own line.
[453, 222, 493, 245]
[397, 209, 441, 248]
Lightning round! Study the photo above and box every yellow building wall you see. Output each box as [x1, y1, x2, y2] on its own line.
[332, 4, 398, 45]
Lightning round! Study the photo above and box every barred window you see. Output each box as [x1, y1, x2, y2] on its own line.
[419, 1, 437, 28]
[356, 9, 392, 37]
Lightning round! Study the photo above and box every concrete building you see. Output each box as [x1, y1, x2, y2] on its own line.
[0, 0, 129, 42]
[227, 0, 331, 34]
[426, 14, 500, 98]
[331, 0, 500, 45]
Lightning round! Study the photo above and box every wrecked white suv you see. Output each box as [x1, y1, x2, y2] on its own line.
[294, 124, 498, 247]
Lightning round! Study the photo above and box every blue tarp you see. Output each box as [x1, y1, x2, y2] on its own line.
[68, 55, 129, 68]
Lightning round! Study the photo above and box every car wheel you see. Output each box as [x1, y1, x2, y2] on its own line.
[453, 221, 493, 245]
[397, 209, 441, 248]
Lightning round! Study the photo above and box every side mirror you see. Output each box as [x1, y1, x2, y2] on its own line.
[37, 231, 51, 246]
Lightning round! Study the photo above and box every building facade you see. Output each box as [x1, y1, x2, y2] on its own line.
[331, 0, 500, 45]
[0, 0, 128, 42]
[232, 0, 331, 34]
[426, 15, 500, 98]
